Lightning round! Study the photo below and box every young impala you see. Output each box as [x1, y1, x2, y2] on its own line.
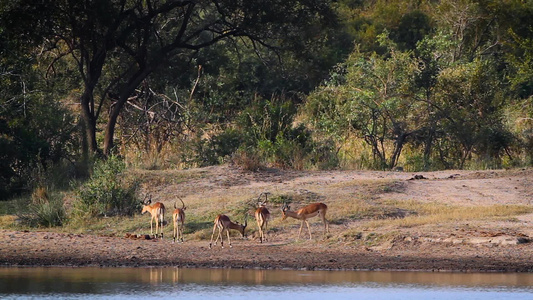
[281, 202, 329, 240]
[254, 192, 271, 243]
[141, 195, 165, 238]
[172, 197, 186, 243]
[209, 214, 247, 249]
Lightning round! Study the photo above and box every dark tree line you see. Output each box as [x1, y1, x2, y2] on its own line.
[305, 0, 533, 170]
[1, 0, 532, 199]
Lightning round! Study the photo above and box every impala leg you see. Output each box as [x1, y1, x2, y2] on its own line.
[158, 215, 162, 237]
[264, 220, 268, 242]
[257, 220, 263, 243]
[226, 229, 232, 248]
[176, 218, 180, 242]
[180, 223, 184, 242]
[173, 219, 177, 243]
[320, 211, 329, 234]
[150, 216, 154, 235]
[298, 220, 305, 239]
[219, 228, 225, 248]
[156, 217, 159, 238]
[209, 224, 218, 248]
[160, 215, 164, 238]
[181, 222, 185, 242]
[158, 216, 161, 237]
[216, 227, 224, 247]
[305, 220, 312, 240]
[159, 217, 163, 238]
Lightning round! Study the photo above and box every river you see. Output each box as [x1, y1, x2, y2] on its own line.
[1, 267, 532, 299]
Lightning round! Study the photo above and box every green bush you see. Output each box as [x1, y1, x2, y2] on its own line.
[73, 155, 138, 219]
[17, 189, 66, 227]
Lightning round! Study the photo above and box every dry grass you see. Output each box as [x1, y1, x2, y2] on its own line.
[363, 201, 533, 229]
[0, 215, 17, 228]
[2, 166, 532, 245]
[31, 187, 49, 204]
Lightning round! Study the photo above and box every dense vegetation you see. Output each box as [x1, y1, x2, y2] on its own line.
[1, 0, 532, 213]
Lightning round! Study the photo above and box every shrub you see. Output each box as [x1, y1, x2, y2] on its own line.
[231, 147, 265, 171]
[73, 155, 139, 219]
[17, 187, 66, 227]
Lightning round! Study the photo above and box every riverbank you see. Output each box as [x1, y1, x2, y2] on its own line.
[1, 229, 533, 272]
[1, 166, 533, 272]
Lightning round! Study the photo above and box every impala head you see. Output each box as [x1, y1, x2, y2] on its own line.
[237, 218, 248, 237]
[140, 195, 152, 214]
[257, 192, 270, 208]
[281, 202, 290, 220]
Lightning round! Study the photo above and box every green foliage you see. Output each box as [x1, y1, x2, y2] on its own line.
[391, 10, 433, 51]
[304, 0, 533, 170]
[178, 94, 339, 170]
[1, 11, 80, 199]
[0, 92, 79, 199]
[16, 190, 66, 228]
[2, 0, 533, 174]
[268, 194, 294, 205]
[187, 129, 244, 168]
[305, 34, 422, 169]
[238, 96, 338, 169]
[27, 197, 66, 227]
[73, 156, 139, 219]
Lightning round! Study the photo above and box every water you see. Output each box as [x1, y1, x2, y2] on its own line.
[1, 267, 532, 299]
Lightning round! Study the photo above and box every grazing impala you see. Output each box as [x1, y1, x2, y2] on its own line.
[172, 197, 186, 243]
[209, 214, 247, 249]
[281, 202, 329, 240]
[141, 195, 165, 238]
[254, 192, 271, 243]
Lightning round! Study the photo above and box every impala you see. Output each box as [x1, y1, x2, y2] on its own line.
[254, 192, 271, 243]
[209, 214, 247, 248]
[141, 195, 165, 238]
[281, 202, 329, 240]
[172, 197, 186, 243]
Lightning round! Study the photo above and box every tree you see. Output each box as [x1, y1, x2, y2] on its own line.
[306, 35, 422, 169]
[1, 11, 78, 198]
[2, 0, 336, 156]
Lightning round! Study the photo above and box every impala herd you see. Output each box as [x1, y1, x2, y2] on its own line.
[140, 192, 329, 248]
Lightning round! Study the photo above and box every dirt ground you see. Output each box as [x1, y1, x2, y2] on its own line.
[1, 166, 533, 272]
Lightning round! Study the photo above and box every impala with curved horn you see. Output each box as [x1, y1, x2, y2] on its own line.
[254, 192, 271, 243]
[209, 214, 247, 249]
[172, 197, 186, 243]
[140, 194, 165, 238]
[281, 202, 329, 240]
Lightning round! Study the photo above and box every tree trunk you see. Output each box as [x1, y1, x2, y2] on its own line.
[103, 68, 155, 155]
[423, 127, 435, 170]
[80, 89, 99, 154]
[103, 108, 119, 155]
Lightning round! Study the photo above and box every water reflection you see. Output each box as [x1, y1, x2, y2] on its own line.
[1, 267, 532, 299]
[2, 267, 533, 286]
